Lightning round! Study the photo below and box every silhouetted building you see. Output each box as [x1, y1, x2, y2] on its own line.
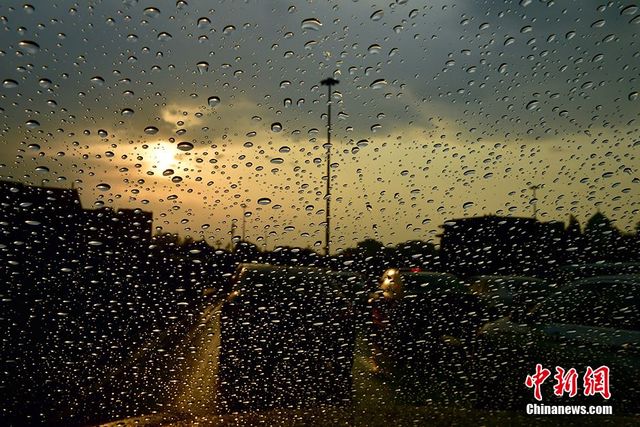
[439, 215, 565, 277]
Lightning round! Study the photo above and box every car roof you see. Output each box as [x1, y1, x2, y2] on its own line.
[237, 263, 360, 276]
[565, 274, 640, 288]
[470, 275, 544, 282]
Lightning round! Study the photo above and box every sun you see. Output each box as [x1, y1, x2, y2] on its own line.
[150, 144, 178, 171]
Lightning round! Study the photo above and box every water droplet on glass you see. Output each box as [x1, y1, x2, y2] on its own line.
[38, 78, 52, 88]
[370, 10, 384, 21]
[25, 120, 40, 129]
[368, 44, 382, 54]
[96, 183, 111, 191]
[143, 7, 161, 18]
[196, 61, 209, 74]
[121, 108, 134, 117]
[271, 122, 283, 132]
[144, 126, 159, 135]
[629, 92, 639, 101]
[222, 25, 236, 35]
[207, 96, 220, 107]
[157, 32, 172, 41]
[301, 18, 322, 31]
[504, 37, 515, 46]
[163, 169, 174, 176]
[370, 79, 387, 89]
[17, 40, 40, 54]
[197, 17, 211, 29]
[526, 100, 539, 110]
[177, 141, 194, 151]
[2, 79, 18, 88]
[98, 129, 108, 138]
[90, 76, 105, 85]
[257, 197, 272, 205]
[591, 19, 605, 28]
[35, 166, 49, 173]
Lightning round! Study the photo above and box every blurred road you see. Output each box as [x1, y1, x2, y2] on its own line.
[89, 300, 638, 427]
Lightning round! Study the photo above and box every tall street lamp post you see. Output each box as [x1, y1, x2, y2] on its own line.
[320, 77, 339, 256]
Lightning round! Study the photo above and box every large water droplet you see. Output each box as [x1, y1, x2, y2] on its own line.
[368, 44, 382, 54]
[370, 10, 384, 21]
[197, 17, 211, 29]
[144, 126, 159, 135]
[196, 61, 209, 74]
[301, 18, 322, 31]
[143, 7, 161, 18]
[257, 197, 272, 205]
[629, 91, 639, 101]
[25, 120, 40, 129]
[271, 122, 283, 132]
[96, 183, 111, 191]
[38, 78, 52, 88]
[222, 25, 236, 35]
[370, 79, 387, 89]
[207, 96, 220, 107]
[17, 40, 40, 54]
[157, 32, 172, 41]
[177, 141, 194, 151]
[90, 76, 105, 85]
[526, 100, 539, 110]
[2, 79, 18, 88]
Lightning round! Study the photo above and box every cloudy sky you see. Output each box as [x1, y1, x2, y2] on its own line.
[0, 0, 638, 252]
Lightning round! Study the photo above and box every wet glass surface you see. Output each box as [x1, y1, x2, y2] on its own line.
[0, 1, 639, 425]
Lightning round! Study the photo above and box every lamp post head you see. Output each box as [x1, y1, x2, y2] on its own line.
[321, 77, 339, 87]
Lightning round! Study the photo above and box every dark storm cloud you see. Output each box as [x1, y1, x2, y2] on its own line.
[0, 0, 638, 248]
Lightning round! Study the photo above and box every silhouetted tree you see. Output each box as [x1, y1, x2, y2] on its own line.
[564, 214, 583, 264]
[584, 212, 623, 262]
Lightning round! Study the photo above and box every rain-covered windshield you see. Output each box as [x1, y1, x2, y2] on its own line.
[1, 0, 639, 425]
